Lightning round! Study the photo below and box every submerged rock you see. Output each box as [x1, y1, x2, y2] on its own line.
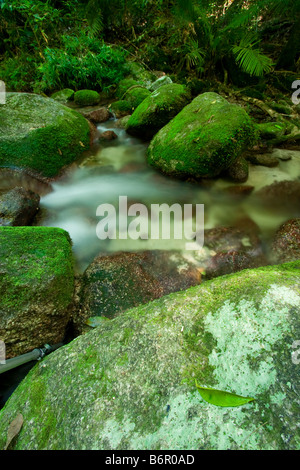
[0, 187, 40, 226]
[271, 219, 300, 264]
[255, 180, 300, 212]
[126, 84, 191, 140]
[77, 250, 201, 327]
[0, 93, 90, 178]
[147, 92, 257, 179]
[0, 262, 299, 450]
[0, 227, 74, 358]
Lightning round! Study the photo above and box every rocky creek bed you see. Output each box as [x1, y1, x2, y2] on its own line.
[0, 78, 300, 449]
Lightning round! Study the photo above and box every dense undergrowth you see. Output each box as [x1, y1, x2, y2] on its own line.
[0, 0, 299, 94]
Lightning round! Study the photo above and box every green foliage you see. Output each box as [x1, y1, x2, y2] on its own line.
[232, 34, 274, 77]
[38, 33, 128, 92]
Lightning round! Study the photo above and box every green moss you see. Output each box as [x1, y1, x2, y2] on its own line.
[124, 87, 151, 109]
[147, 92, 257, 178]
[74, 89, 100, 106]
[110, 100, 132, 114]
[0, 93, 90, 178]
[116, 79, 139, 99]
[126, 83, 191, 140]
[257, 122, 286, 140]
[0, 226, 75, 357]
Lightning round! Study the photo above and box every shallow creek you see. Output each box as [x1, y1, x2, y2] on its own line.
[38, 118, 300, 272]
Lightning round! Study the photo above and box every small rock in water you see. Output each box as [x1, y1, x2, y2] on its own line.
[82, 107, 111, 124]
[246, 153, 279, 168]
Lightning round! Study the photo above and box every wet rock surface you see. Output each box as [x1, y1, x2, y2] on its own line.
[270, 218, 300, 264]
[0, 187, 40, 226]
[77, 250, 201, 327]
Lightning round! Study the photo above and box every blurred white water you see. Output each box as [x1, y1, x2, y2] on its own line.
[39, 119, 300, 272]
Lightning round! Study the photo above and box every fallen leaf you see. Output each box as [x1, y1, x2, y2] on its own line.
[4, 413, 23, 450]
[195, 380, 255, 408]
[79, 141, 85, 147]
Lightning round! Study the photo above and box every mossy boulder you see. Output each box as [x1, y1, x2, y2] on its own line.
[50, 89, 74, 103]
[0, 93, 90, 178]
[147, 92, 257, 179]
[0, 262, 299, 450]
[109, 100, 133, 118]
[74, 90, 100, 107]
[126, 83, 191, 140]
[124, 87, 151, 109]
[115, 79, 140, 99]
[0, 227, 74, 358]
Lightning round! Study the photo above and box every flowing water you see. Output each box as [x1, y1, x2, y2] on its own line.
[37, 118, 300, 273]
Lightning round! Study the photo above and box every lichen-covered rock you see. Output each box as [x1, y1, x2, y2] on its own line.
[0, 262, 299, 450]
[126, 84, 191, 140]
[77, 250, 201, 327]
[147, 92, 257, 179]
[0, 93, 90, 178]
[74, 90, 100, 106]
[50, 89, 74, 103]
[0, 187, 40, 226]
[0, 227, 74, 358]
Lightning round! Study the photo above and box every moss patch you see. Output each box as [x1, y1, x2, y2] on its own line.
[0, 93, 90, 178]
[126, 83, 191, 140]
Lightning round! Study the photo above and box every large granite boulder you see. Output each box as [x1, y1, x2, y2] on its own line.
[147, 92, 257, 179]
[0, 262, 299, 450]
[0, 93, 90, 178]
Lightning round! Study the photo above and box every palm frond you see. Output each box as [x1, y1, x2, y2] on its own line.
[232, 34, 274, 76]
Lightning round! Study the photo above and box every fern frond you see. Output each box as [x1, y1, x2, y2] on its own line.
[232, 39, 274, 77]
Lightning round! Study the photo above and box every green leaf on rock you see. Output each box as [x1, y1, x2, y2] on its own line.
[195, 380, 255, 407]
